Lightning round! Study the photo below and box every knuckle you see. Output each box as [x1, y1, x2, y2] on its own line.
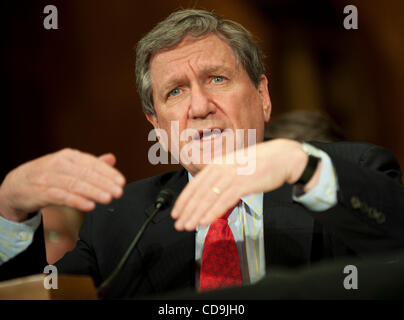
[79, 166, 91, 180]
[47, 188, 65, 203]
[50, 149, 74, 168]
[64, 193, 77, 207]
[67, 176, 79, 192]
[60, 147, 73, 155]
[61, 147, 80, 159]
[37, 172, 50, 185]
[64, 192, 85, 209]
[49, 154, 65, 168]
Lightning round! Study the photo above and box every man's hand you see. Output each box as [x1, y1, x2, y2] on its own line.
[0, 148, 126, 222]
[171, 139, 321, 231]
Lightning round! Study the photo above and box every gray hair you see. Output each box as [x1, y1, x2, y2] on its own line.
[135, 9, 266, 115]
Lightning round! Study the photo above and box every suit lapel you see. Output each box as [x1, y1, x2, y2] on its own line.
[263, 183, 314, 269]
[139, 169, 196, 292]
[137, 170, 316, 292]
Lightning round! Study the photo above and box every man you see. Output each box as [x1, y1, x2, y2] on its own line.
[1, 9, 404, 299]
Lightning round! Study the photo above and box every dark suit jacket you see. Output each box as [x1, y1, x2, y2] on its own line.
[1, 141, 404, 299]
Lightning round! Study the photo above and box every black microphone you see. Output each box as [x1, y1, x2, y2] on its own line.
[155, 189, 174, 210]
[96, 188, 174, 298]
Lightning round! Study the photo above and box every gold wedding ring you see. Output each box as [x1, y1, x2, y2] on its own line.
[212, 186, 221, 195]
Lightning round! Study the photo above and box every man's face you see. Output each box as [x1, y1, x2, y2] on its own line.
[147, 34, 271, 175]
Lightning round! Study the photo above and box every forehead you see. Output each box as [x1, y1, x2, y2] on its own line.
[149, 34, 238, 85]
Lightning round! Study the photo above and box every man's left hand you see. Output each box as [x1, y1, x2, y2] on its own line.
[171, 139, 321, 231]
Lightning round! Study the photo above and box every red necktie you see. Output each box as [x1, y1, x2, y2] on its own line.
[200, 208, 243, 292]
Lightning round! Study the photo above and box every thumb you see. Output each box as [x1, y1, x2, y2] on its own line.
[98, 153, 116, 166]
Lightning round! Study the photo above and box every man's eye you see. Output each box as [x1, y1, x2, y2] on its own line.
[168, 88, 181, 97]
[212, 76, 225, 83]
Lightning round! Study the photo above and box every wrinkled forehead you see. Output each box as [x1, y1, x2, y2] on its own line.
[150, 33, 238, 64]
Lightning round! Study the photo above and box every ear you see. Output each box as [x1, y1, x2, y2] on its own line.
[145, 113, 169, 152]
[258, 75, 272, 123]
[146, 113, 159, 129]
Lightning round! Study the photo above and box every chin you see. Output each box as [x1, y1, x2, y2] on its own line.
[185, 163, 206, 176]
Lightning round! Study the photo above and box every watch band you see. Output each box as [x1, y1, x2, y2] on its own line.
[294, 154, 320, 185]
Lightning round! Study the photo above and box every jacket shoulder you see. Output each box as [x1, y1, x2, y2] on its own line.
[309, 141, 402, 182]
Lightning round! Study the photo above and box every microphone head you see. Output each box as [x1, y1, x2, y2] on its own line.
[155, 189, 174, 209]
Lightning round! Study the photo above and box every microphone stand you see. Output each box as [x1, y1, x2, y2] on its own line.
[96, 190, 173, 298]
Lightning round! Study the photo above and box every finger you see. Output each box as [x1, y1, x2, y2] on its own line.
[47, 173, 114, 205]
[171, 165, 219, 220]
[98, 153, 116, 167]
[180, 190, 222, 231]
[54, 158, 123, 198]
[174, 167, 234, 230]
[64, 149, 125, 186]
[75, 165, 123, 198]
[171, 165, 218, 223]
[46, 187, 95, 212]
[178, 175, 233, 230]
[199, 188, 241, 226]
[182, 177, 239, 230]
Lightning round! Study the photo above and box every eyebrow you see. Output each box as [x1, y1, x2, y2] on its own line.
[200, 65, 234, 76]
[158, 64, 235, 99]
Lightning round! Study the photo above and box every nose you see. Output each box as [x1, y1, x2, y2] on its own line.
[188, 83, 216, 119]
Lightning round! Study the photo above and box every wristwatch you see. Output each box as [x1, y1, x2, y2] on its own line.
[294, 142, 321, 187]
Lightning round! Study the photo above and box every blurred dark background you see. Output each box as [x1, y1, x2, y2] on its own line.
[1, 0, 403, 263]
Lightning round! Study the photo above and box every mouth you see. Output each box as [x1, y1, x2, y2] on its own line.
[193, 128, 227, 141]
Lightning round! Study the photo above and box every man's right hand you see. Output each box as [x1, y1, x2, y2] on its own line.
[0, 148, 126, 222]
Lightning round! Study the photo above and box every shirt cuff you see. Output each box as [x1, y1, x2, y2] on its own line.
[0, 211, 42, 265]
[292, 143, 339, 212]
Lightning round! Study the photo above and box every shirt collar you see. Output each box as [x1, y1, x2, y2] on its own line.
[241, 193, 263, 216]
